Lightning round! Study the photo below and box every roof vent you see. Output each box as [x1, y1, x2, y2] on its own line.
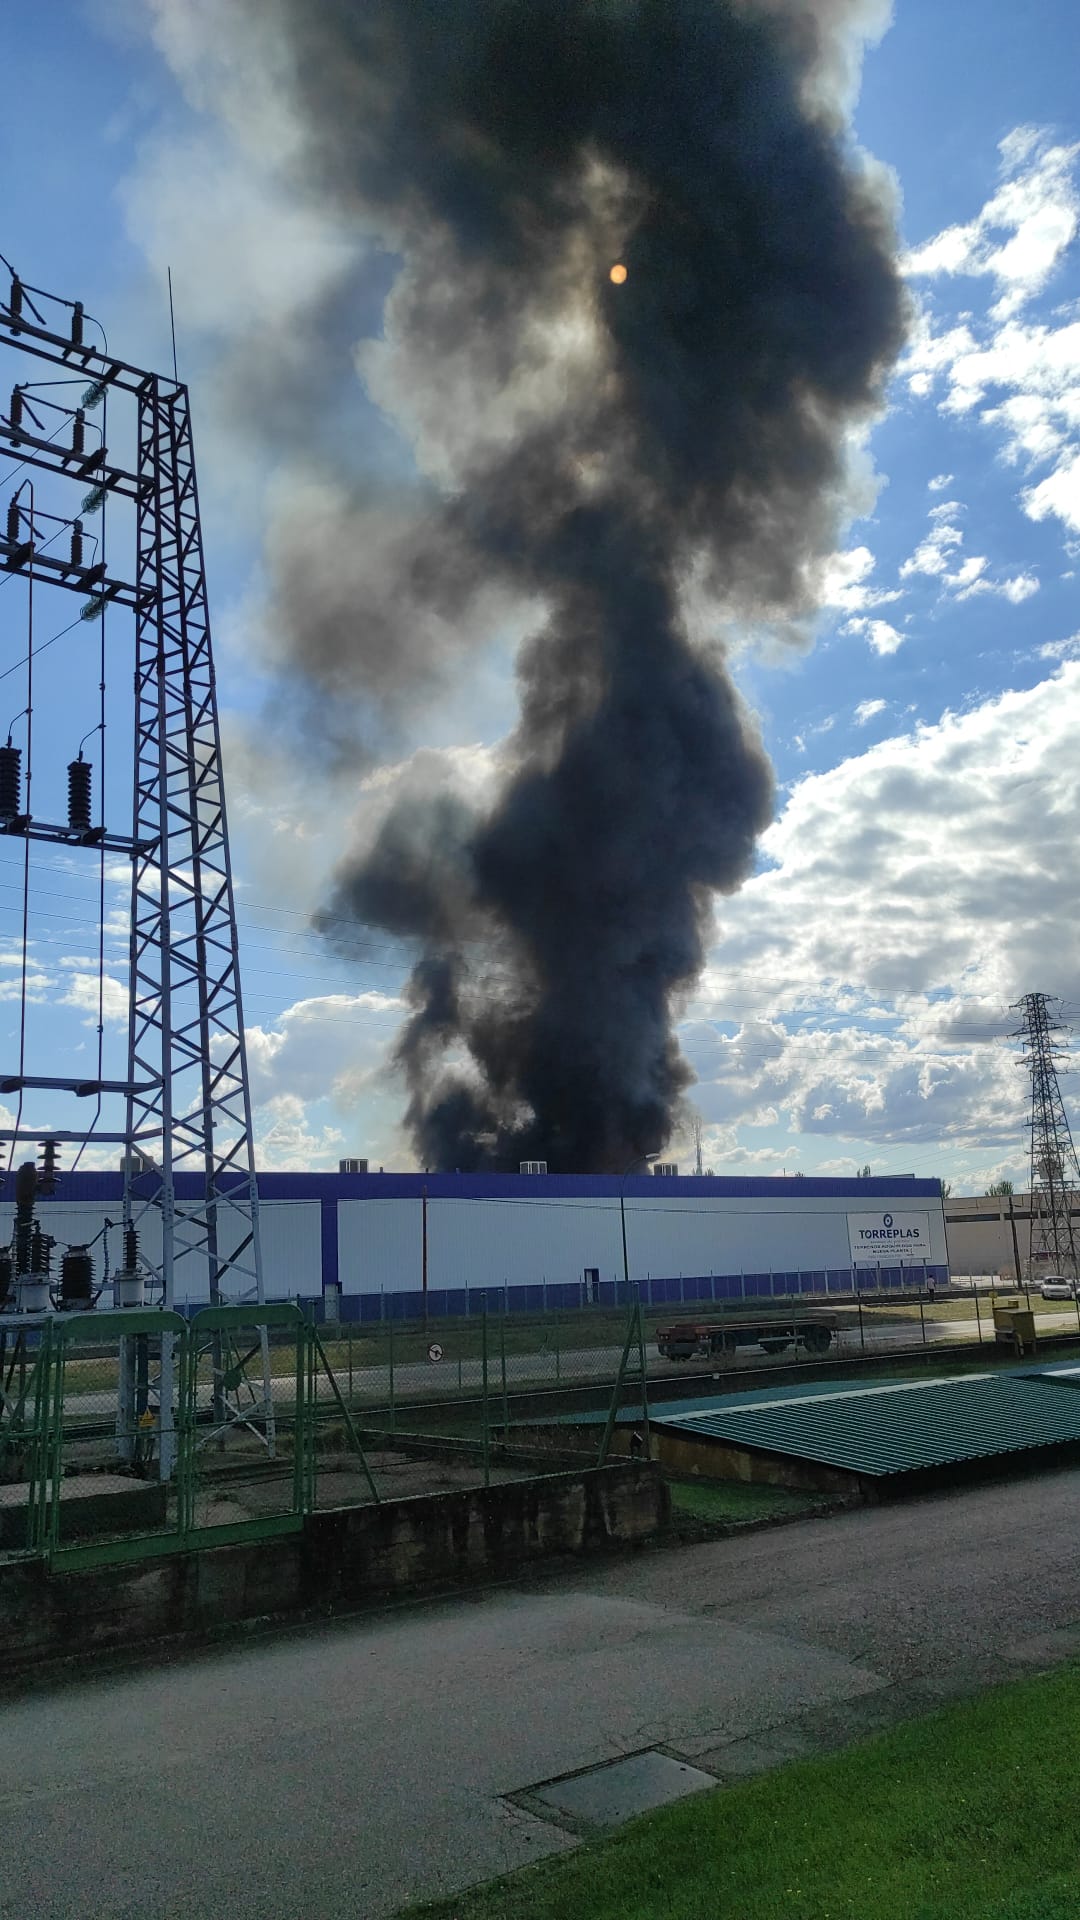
[520, 1160, 548, 1174]
[653, 1162, 678, 1177]
[339, 1158, 368, 1175]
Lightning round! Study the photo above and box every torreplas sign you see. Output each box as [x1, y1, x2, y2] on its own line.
[847, 1210, 932, 1266]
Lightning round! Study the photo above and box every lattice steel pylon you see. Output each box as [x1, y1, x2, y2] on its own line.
[0, 265, 266, 1463]
[1012, 992, 1080, 1281]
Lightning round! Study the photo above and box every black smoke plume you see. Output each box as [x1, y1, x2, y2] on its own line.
[246, 0, 906, 1170]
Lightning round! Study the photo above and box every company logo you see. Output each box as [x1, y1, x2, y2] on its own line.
[857, 1211, 923, 1242]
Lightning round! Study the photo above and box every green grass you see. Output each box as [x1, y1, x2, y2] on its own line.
[402, 1661, 1080, 1920]
[667, 1476, 825, 1525]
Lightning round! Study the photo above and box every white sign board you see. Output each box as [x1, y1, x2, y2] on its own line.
[847, 1210, 932, 1266]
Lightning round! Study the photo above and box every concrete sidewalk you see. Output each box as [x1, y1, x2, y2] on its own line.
[3, 1467, 1080, 1919]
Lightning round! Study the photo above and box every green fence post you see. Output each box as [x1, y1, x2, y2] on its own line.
[481, 1301, 490, 1488]
[919, 1296, 927, 1344]
[348, 1324, 354, 1402]
[974, 1284, 982, 1344]
[635, 1286, 651, 1462]
[388, 1313, 396, 1436]
[555, 1311, 561, 1383]
[500, 1311, 510, 1438]
[295, 1317, 310, 1516]
[599, 1299, 638, 1466]
[857, 1290, 865, 1352]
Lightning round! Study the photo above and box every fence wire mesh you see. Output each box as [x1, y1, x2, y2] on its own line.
[4, 1277, 1080, 1565]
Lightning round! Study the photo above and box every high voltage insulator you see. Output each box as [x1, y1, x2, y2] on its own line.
[5, 495, 20, 545]
[69, 519, 84, 569]
[8, 384, 23, 442]
[67, 754, 92, 832]
[0, 740, 21, 816]
[71, 301, 84, 348]
[38, 1139, 61, 1194]
[72, 408, 86, 455]
[30, 1223, 53, 1277]
[0, 1251, 12, 1308]
[1012, 991, 1080, 1282]
[59, 1246, 94, 1309]
[8, 276, 23, 325]
[124, 1223, 139, 1272]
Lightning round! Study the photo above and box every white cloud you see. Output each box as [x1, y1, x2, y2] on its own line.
[854, 698, 887, 724]
[1038, 632, 1080, 660]
[246, 992, 403, 1109]
[254, 1094, 345, 1173]
[902, 130, 1080, 544]
[927, 472, 954, 492]
[60, 972, 129, 1025]
[905, 129, 1079, 319]
[955, 569, 1040, 605]
[900, 515, 964, 579]
[683, 663, 1080, 1163]
[845, 616, 905, 655]
[898, 502, 1040, 604]
[812, 544, 902, 614]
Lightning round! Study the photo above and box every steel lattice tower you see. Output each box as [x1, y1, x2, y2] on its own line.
[0, 269, 264, 1364]
[1012, 992, 1080, 1281]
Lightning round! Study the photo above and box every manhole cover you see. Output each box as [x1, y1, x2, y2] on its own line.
[515, 1749, 718, 1830]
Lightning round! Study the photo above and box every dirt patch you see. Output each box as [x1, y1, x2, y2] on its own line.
[192, 1447, 538, 1520]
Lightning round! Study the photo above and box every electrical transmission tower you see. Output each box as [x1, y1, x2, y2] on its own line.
[1012, 992, 1080, 1281]
[0, 262, 265, 1458]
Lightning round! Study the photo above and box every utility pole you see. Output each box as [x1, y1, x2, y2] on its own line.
[1012, 993, 1080, 1282]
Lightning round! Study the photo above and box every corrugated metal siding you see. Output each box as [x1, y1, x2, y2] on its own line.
[337, 1198, 422, 1300]
[426, 1195, 623, 1292]
[655, 1374, 1080, 1476]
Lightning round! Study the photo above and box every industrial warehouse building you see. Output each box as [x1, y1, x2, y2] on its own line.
[0, 1171, 948, 1314]
[944, 1192, 1080, 1277]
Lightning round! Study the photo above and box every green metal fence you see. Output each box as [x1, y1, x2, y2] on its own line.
[0, 1295, 652, 1569]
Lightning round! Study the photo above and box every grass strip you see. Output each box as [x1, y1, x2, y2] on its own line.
[402, 1660, 1080, 1920]
[667, 1477, 825, 1524]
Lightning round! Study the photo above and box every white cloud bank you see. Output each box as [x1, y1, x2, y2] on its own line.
[905, 128, 1080, 538]
[682, 662, 1080, 1170]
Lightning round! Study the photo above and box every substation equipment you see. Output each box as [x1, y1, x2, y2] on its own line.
[0, 262, 266, 1473]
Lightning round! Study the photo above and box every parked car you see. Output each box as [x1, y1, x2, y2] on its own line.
[1040, 1276, 1077, 1300]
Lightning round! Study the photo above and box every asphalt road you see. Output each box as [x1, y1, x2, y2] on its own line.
[340, 1308, 1080, 1401]
[3, 1468, 1080, 1918]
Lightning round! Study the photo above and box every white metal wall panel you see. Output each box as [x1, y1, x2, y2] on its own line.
[337, 1198, 423, 1298]
[335, 1189, 948, 1296]
[426, 1196, 625, 1291]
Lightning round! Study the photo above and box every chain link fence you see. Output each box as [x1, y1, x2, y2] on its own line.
[4, 1279, 1079, 1566]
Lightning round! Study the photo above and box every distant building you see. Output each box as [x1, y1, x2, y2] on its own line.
[945, 1191, 1080, 1276]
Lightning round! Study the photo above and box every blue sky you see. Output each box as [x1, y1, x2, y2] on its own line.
[3, 1, 1080, 1190]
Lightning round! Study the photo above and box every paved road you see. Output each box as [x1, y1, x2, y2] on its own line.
[338, 1308, 1080, 1403]
[3, 1469, 1080, 1918]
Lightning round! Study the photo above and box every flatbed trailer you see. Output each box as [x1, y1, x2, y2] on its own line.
[656, 1312, 839, 1360]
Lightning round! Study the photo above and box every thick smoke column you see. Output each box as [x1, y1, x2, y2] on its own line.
[244, 0, 906, 1170]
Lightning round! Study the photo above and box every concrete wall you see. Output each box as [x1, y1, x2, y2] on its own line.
[0, 1461, 668, 1684]
[650, 1428, 864, 1498]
